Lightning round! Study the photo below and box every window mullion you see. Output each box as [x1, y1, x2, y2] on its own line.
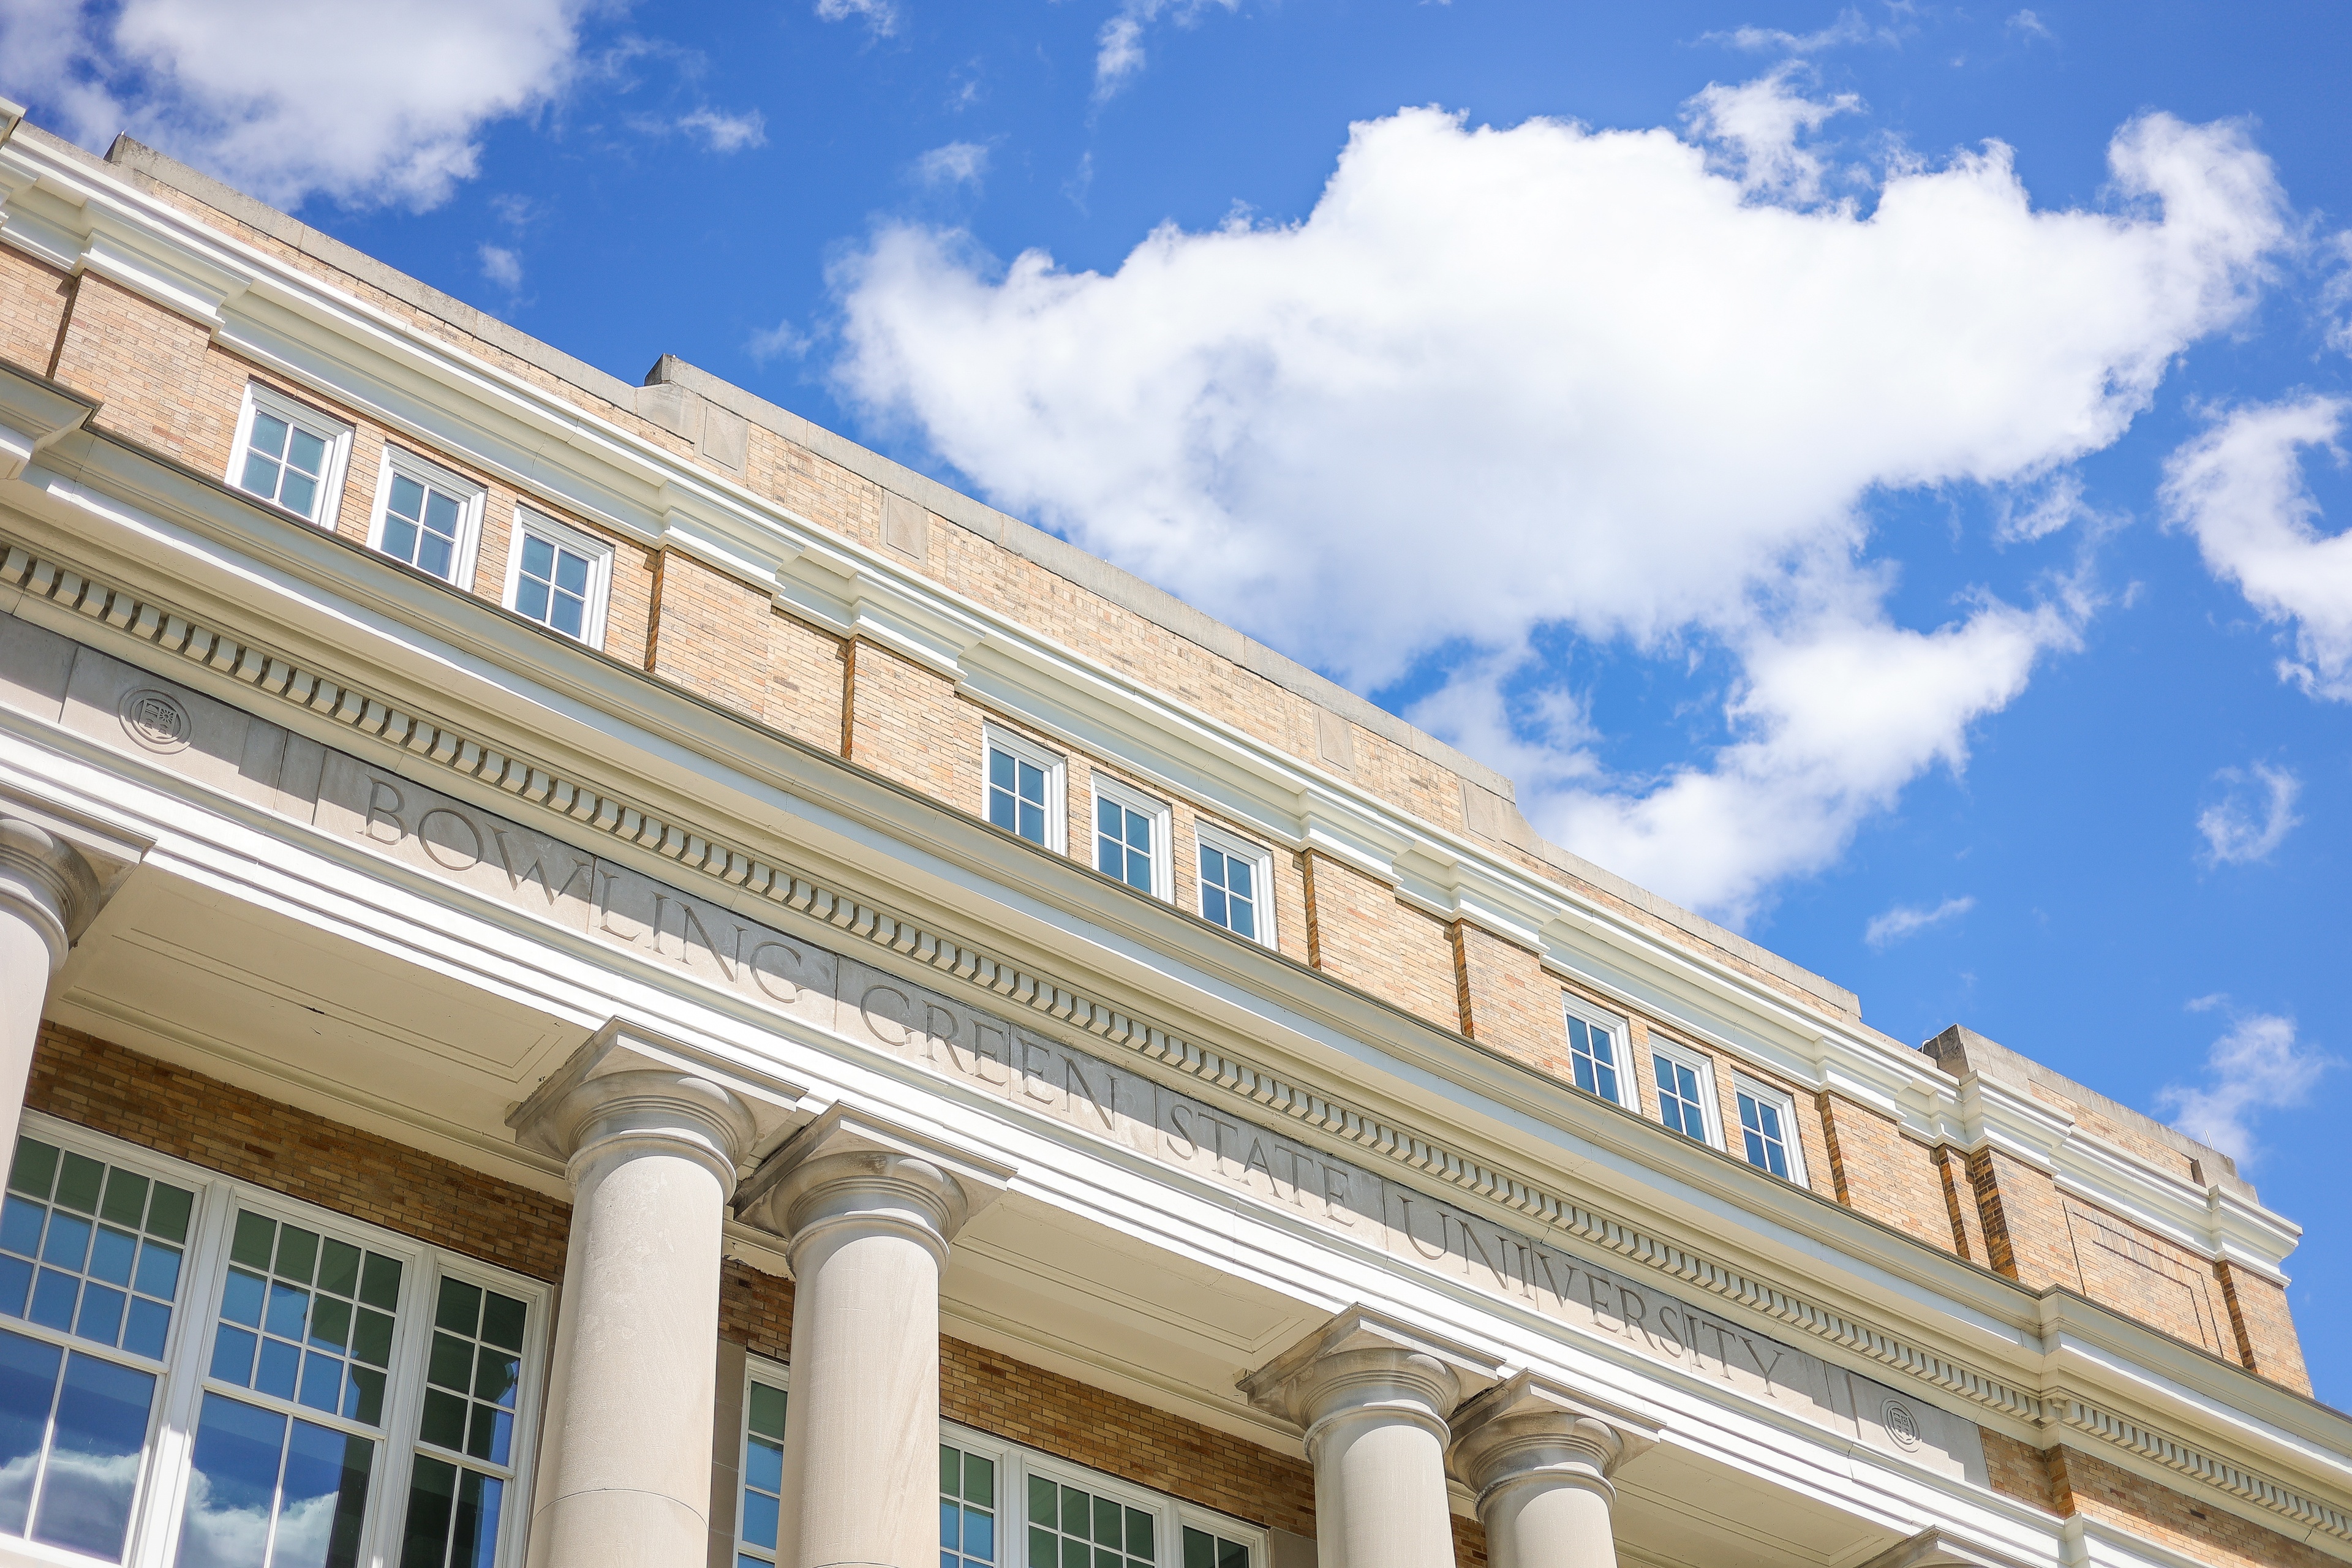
[363, 1250, 443, 1568]
[124, 1177, 236, 1568]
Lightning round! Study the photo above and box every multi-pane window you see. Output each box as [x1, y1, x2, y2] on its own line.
[373, 451, 482, 586]
[736, 1381, 786, 1568]
[1183, 1527, 1251, 1568]
[1090, 779, 1166, 897]
[1095, 798, 1155, 893]
[1563, 1008, 1622, 1105]
[0, 1137, 193, 1562]
[985, 732, 1061, 850]
[1029, 1474, 1152, 1568]
[733, 1385, 1261, 1568]
[230, 385, 347, 526]
[503, 511, 612, 646]
[399, 1277, 527, 1567]
[1652, 1046, 1713, 1144]
[943, 1442, 997, 1568]
[1194, 827, 1270, 944]
[0, 1121, 541, 1568]
[1735, 1080, 1804, 1183]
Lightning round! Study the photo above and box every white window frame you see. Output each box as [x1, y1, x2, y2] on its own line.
[1646, 1036, 1721, 1148]
[225, 382, 352, 529]
[1192, 821, 1276, 948]
[737, 1354, 790, 1567]
[1559, 994, 1632, 1110]
[2, 1112, 548, 1568]
[1730, 1075, 1808, 1185]
[982, 726, 1067, 853]
[499, 507, 613, 647]
[368, 445, 486, 589]
[1088, 774, 1172, 900]
[730, 1362, 1269, 1568]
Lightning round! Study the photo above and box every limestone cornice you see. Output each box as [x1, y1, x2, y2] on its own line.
[2, 527, 2350, 1557]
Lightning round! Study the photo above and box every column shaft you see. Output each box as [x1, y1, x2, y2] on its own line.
[0, 818, 99, 1163]
[521, 1071, 755, 1568]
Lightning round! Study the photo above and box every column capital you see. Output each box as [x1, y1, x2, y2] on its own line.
[1240, 1306, 1502, 1443]
[734, 1105, 1013, 1270]
[1446, 1373, 1657, 1509]
[508, 1022, 791, 1188]
[0, 815, 102, 971]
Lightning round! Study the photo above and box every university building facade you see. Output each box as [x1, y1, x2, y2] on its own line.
[0, 100, 2341, 1568]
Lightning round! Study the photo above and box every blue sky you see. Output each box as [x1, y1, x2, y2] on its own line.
[7, 2, 2350, 1400]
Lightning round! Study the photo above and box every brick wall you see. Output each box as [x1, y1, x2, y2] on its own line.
[650, 549, 777, 718]
[842, 642, 982, 801]
[1814, 1094, 1953, 1250]
[2051, 1445, 2337, 1568]
[51, 274, 244, 472]
[1966, 1147, 2081, 1292]
[764, 609, 848, 754]
[2216, 1262, 2311, 1393]
[0, 250, 70, 375]
[28, 1021, 571, 1282]
[1452, 925, 1567, 1072]
[1298, 851, 1460, 1032]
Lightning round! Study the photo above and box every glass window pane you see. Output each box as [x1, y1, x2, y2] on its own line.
[741, 1489, 779, 1550]
[1030, 1525, 1056, 1568]
[317, 1240, 361, 1300]
[747, 1382, 786, 1442]
[399, 1452, 457, 1568]
[965, 1509, 995, 1561]
[1028, 1475, 1055, 1529]
[280, 473, 318, 518]
[273, 1417, 373, 1568]
[360, 1256, 402, 1312]
[230, 1213, 274, 1271]
[963, 1452, 993, 1507]
[0, 1328, 61, 1536]
[146, 1185, 192, 1245]
[1093, 1495, 1120, 1547]
[1218, 1538, 1250, 1568]
[1183, 1528, 1213, 1568]
[97, 1172, 146, 1231]
[288, 427, 328, 475]
[555, 548, 590, 594]
[182, 1392, 285, 1568]
[1125, 1507, 1152, 1557]
[747, 1435, 783, 1494]
[251, 413, 290, 460]
[451, 1469, 503, 1568]
[436, 1278, 481, 1338]
[7, 1141, 55, 1202]
[87, 1227, 134, 1287]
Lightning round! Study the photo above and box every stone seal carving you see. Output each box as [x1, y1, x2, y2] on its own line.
[1882, 1396, 1922, 1451]
[118, 688, 192, 754]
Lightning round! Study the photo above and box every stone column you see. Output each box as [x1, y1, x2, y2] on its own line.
[0, 816, 99, 1158]
[1241, 1309, 1499, 1568]
[734, 1107, 1009, 1568]
[510, 1039, 761, 1568]
[1447, 1374, 1656, 1568]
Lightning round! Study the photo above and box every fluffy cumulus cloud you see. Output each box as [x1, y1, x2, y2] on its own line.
[0, 0, 599, 209]
[2196, 763, 2302, 865]
[2162, 395, 2352, 699]
[2157, 1010, 2335, 1164]
[831, 79, 2291, 921]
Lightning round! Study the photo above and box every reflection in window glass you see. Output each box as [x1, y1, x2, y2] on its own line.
[1095, 797, 1153, 892]
[513, 532, 594, 639]
[1565, 1016, 1619, 1104]
[398, 1276, 524, 1568]
[987, 747, 1050, 845]
[940, 1442, 995, 1568]
[238, 411, 331, 521]
[181, 1390, 372, 1568]
[2, 1137, 191, 1360]
[1027, 1474, 1150, 1568]
[380, 472, 467, 582]
[1653, 1054, 1708, 1142]
[1184, 1526, 1251, 1568]
[737, 1382, 786, 1567]
[209, 1210, 401, 1428]
[0, 1329, 156, 1562]
[1196, 843, 1257, 940]
[1738, 1089, 1792, 1179]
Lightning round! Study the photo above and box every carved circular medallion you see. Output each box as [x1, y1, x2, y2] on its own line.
[1881, 1396, 1922, 1451]
[118, 687, 192, 754]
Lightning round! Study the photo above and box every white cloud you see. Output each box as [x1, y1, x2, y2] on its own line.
[2196, 762, 2302, 865]
[678, 108, 767, 154]
[2156, 1011, 2335, 1165]
[1683, 62, 1859, 204]
[2007, 10, 2054, 42]
[1864, 894, 1976, 949]
[746, 318, 813, 366]
[831, 96, 2289, 922]
[1702, 9, 1881, 54]
[1993, 469, 2111, 544]
[815, 0, 897, 37]
[914, 141, 990, 190]
[2160, 394, 2352, 699]
[478, 243, 524, 291]
[0, 0, 597, 210]
[1095, 0, 1240, 102]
